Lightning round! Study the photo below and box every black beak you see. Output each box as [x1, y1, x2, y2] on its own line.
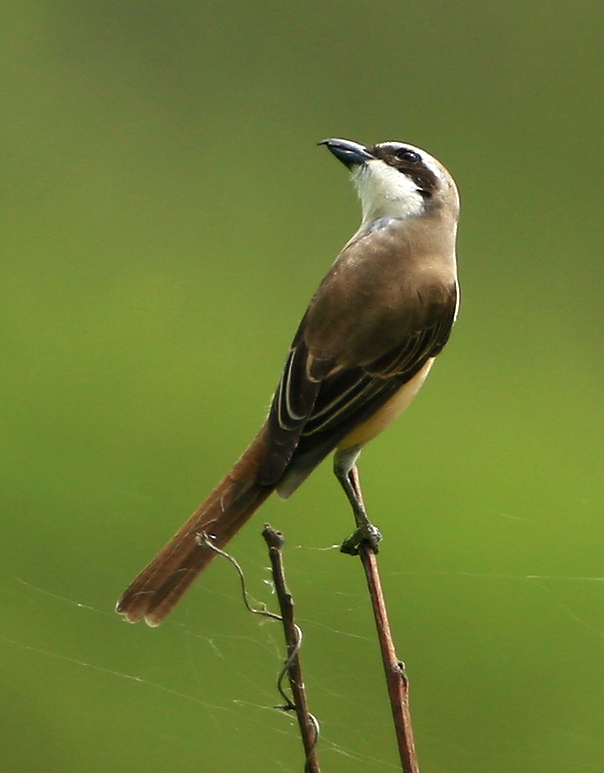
[318, 138, 374, 168]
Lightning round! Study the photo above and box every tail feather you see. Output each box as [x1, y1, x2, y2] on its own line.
[116, 425, 273, 627]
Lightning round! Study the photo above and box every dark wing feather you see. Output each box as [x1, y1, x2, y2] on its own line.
[258, 341, 322, 483]
[258, 297, 456, 488]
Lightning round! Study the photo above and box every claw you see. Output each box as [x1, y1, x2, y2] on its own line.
[340, 523, 382, 555]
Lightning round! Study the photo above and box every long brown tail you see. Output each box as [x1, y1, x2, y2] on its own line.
[116, 425, 274, 627]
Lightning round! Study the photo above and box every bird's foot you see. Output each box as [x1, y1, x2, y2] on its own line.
[340, 523, 382, 555]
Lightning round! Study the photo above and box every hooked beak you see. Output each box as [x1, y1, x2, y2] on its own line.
[318, 138, 374, 168]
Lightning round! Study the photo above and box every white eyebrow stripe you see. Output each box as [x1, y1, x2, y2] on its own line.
[420, 155, 445, 185]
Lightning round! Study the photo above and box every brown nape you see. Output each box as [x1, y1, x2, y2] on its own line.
[116, 425, 273, 627]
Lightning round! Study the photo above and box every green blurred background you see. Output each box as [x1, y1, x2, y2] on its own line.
[1, 1, 603, 771]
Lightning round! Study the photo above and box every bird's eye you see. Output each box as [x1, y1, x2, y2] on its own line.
[397, 149, 420, 163]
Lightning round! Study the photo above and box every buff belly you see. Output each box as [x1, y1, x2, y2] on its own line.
[337, 358, 435, 450]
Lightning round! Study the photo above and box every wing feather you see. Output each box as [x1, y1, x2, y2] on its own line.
[258, 291, 457, 488]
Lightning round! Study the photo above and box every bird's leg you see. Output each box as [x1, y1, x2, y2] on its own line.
[334, 447, 382, 555]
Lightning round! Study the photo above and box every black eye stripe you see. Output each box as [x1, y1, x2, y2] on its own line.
[367, 142, 439, 195]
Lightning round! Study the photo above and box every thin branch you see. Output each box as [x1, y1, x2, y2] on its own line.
[198, 529, 321, 773]
[262, 524, 321, 773]
[358, 543, 419, 773]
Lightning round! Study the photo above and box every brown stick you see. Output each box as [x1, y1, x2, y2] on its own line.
[358, 543, 419, 772]
[262, 524, 321, 773]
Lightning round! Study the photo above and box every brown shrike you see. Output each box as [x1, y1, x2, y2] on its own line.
[117, 138, 460, 627]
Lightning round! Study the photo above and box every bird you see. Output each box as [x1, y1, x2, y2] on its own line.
[116, 137, 460, 627]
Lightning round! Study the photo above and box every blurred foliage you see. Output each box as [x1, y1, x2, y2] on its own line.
[1, 1, 603, 771]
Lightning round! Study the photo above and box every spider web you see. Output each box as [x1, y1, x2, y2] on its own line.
[3, 501, 604, 773]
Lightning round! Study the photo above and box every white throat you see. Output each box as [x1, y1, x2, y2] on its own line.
[352, 159, 425, 226]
